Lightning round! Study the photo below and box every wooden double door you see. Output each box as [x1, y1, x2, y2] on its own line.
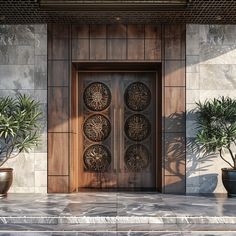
[78, 71, 157, 190]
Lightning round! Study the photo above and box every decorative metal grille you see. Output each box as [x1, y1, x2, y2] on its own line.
[125, 114, 151, 141]
[83, 144, 111, 172]
[2, 1, 236, 25]
[124, 144, 149, 172]
[83, 114, 111, 142]
[124, 82, 151, 111]
[83, 82, 111, 112]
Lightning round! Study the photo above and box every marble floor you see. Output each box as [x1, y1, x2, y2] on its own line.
[0, 192, 236, 235]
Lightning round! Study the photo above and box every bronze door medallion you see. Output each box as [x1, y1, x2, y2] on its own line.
[125, 114, 151, 141]
[83, 114, 111, 142]
[124, 82, 151, 111]
[84, 82, 111, 111]
[83, 144, 111, 172]
[124, 144, 150, 172]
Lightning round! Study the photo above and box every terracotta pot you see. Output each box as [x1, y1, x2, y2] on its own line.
[0, 168, 13, 198]
[222, 168, 236, 197]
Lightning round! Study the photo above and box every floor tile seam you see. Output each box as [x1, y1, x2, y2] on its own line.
[160, 199, 178, 217]
[2, 230, 236, 233]
[2, 216, 236, 218]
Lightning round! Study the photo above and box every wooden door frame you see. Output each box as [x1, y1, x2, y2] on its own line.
[70, 62, 162, 192]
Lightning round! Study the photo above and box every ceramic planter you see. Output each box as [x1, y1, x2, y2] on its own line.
[0, 168, 13, 198]
[222, 168, 236, 197]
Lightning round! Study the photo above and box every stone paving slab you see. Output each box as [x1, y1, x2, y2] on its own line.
[0, 193, 236, 234]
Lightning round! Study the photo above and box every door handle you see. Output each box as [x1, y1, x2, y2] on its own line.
[119, 108, 123, 173]
[113, 108, 117, 172]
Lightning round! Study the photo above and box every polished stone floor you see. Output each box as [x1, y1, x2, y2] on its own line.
[0, 192, 236, 235]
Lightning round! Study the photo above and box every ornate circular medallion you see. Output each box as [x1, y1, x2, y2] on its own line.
[124, 82, 151, 111]
[124, 144, 150, 172]
[125, 114, 151, 141]
[83, 114, 111, 142]
[84, 82, 111, 111]
[83, 144, 111, 172]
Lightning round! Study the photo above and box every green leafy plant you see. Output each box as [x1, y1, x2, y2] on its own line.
[195, 96, 236, 169]
[0, 94, 42, 167]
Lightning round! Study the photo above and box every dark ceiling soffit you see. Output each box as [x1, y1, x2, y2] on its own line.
[39, 0, 189, 11]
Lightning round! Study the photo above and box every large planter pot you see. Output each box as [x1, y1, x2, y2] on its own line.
[222, 168, 236, 197]
[0, 168, 13, 198]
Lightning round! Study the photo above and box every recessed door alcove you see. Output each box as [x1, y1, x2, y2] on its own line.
[47, 24, 186, 193]
[71, 63, 162, 191]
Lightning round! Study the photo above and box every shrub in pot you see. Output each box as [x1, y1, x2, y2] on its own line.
[0, 94, 41, 197]
[194, 97, 236, 197]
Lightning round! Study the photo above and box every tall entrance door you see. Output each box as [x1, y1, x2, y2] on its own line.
[77, 72, 157, 190]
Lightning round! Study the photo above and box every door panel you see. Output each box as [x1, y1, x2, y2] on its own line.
[78, 72, 156, 189]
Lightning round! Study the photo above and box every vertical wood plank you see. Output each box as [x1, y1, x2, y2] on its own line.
[163, 24, 186, 194]
[145, 39, 161, 60]
[90, 39, 106, 60]
[72, 39, 89, 60]
[127, 25, 144, 38]
[72, 25, 89, 38]
[165, 60, 185, 86]
[90, 25, 106, 38]
[48, 133, 69, 176]
[145, 25, 161, 39]
[48, 60, 69, 86]
[69, 65, 79, 192]
[48, 87, 69, 132]
[48, 176, 69, 193]
[107, 39, 127, 60]
[127, 39, 144, 60]
[107, 25, 127, 38]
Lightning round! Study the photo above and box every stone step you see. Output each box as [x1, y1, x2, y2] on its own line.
[1, 216, 236, 224]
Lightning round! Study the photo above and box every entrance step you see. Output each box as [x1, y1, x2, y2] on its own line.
[0, 193, 236, 234]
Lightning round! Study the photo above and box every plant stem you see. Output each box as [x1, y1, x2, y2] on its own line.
[0, 155, 10, 167]
[227, 145, 235, 167]
[219, 148, 234, 169]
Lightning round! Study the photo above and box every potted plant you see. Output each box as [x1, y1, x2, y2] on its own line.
[0, 94, 42, 197]
[194, 96, 236, 197]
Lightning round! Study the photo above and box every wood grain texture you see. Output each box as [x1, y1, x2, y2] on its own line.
[72, 25, 89, 38]
[127, 25, 144, 38]
[164, 87, 185, 133]
[164, 132, 185, 176]
[47, 23, 186, 194]
[164, 87, 185, 116]
[69, 65, 79, 192]
[165, 60, 185, 87]
[128, 39, 144, 60]
[107, 39, 126, 60]
[107, 25, 126, 38]
[77, 72, 157, 189]
[50, 24, 70, 38]
[48, 133, 69, 176]
[145, 25, 161, 39]
[145, 39, 161, 60]
[48, 37, 69, 60]
[90, 39, 106, 60]
[164, 25, 185, 60]
[165, 37, 185, 60]
[164, 25, 185, 39]
[48, 176, 69, 193]
[90, 25, 106, 38]
[164, 175, 185, 193]
[48, 60, 69, 86]
[72, 39, 89, 60]
[48, 87, 69, 133]
[163, 24, 186, 194]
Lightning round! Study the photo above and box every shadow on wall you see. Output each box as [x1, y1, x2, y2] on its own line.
[164, 111, 218, 193]
[187, 25, 236, 64]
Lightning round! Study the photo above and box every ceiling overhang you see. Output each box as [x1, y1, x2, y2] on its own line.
[39, 0, 189, 10]
[0, 0, 235, 24]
